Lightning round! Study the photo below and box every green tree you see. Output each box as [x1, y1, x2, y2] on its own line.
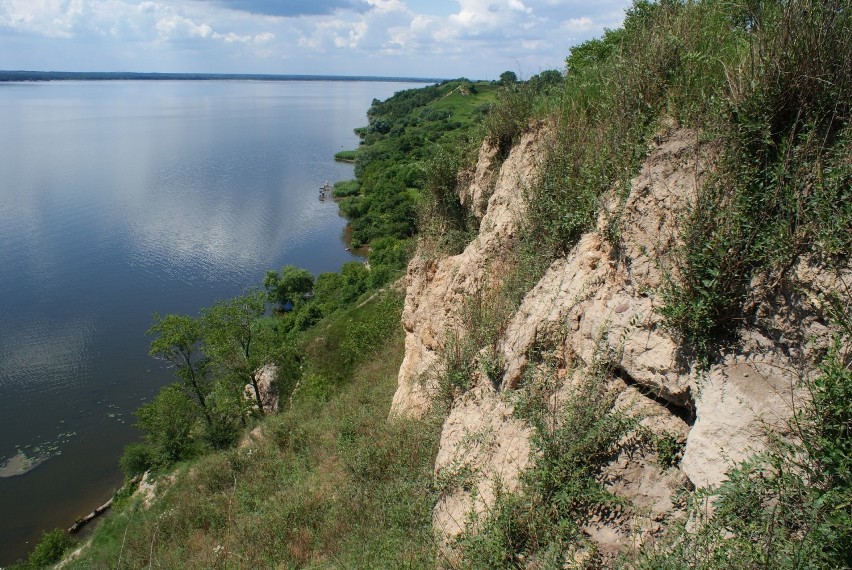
[147, 313, 212, 425]
[202, 291, 275, 414]
[135, 384, 197, 465]
[203, 376, 249, 449]
[499, 70, 518, 85]
[26, 529, 73, 568]
[263, 265, 314, 310]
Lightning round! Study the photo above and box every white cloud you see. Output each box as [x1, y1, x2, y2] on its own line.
[0, 0, 93, 38]
[156, 15, 214, 40]
[365, 0, 406, 14]
[561, 16, 592, 31]
[0, 0, 633, 79]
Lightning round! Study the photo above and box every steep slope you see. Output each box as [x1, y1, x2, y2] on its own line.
[392, 122, 848, 562]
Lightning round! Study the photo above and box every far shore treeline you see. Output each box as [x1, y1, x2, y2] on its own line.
[0, 70, 445, 83]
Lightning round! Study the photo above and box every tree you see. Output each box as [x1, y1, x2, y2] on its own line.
[26, 529, 73, 568]
[147, 313, 212, 425]
[263, 265, 314, 310]
[499, 70, 518, 85]
[201, 291, 274, 414]
[530, 69, 563, 91]
[135, 384, 197, 464]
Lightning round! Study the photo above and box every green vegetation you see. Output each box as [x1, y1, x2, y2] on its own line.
[331, 179, 359, 198]
[336, 78, 499, 250]
[119, 262, 412, 481]
[630, 335, 851, 569]
[12, 529, 74, 569]
[263, 265, 314, 311]
[64, 289, 444, 569]
[655, 0, 851, 359]
[455, 340, 646, 568]
[420, 0, 851, 364]
[28, 1, 850, 568]
[333, 149, 358, 162]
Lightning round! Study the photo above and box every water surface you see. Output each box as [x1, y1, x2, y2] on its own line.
[0, 79, 413, 564]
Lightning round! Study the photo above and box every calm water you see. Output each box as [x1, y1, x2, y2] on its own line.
[0, 79, 414, 564]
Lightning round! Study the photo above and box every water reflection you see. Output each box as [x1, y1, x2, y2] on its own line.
[0, 79, 412, 564]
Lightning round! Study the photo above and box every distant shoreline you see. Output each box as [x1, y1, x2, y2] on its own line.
[0, 71, 445, 84]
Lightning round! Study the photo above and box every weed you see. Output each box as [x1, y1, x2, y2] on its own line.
[455, 336, 644, 568]
[627, 336, 852, 569]
[659, 0, 851, 359]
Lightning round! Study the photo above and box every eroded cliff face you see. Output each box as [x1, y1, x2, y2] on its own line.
[391, 123, 847, 559]
[390, 123, 552, 418]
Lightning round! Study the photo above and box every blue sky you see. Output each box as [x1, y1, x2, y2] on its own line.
[0, 0, 633, 79]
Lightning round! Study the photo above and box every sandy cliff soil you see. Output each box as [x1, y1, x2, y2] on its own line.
[391, 123, 849, 558]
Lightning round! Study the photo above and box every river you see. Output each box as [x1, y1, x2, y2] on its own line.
[0, 78, 417, 565]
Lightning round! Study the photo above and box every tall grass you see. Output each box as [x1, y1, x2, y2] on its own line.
[453, 337, 646, 568]
[656, 0, 851, 356]
[476, 0, 850, 359]
[65, 290, 443, 569]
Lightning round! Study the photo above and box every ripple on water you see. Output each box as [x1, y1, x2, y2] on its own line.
[0, 317, 94, 393]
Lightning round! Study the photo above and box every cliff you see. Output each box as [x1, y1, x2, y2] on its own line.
[391, 122, 849, 563]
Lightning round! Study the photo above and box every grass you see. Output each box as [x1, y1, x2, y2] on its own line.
[333, 150, 358, 163]
[466, 0, 851, 364]
[64, 288, 443, 569]
[453, 338, 646, 568]
[625, 331, 852, 569]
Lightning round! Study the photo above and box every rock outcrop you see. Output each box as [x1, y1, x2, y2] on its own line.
[391, 123, 553, 418]
[391, 123, 846, 557]
[245, 363, 280, 414]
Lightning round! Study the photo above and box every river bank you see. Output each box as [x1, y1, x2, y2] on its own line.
[0, 79, 415, 567]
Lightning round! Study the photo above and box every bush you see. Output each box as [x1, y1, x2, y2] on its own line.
[629, 337, 852, 570]
[456, 344, 643, 567]
[660, 0, 851, 358]
[27, 529, 73, 568]
[483, 82, 536, 158]
[135, 383, 198, 466]
[264, 265, 314, 310]
[119, 442, 154, 478]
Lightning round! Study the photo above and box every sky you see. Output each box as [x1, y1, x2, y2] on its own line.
[0, 0, 634, 79]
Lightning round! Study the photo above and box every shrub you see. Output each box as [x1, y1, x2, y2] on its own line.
[263, 265, 314, 310]
[628, 336, 852, 570]
[660, 0, 851, 358]
[119, 442, 154, 478]
[26, 529, 73, 568]
[483, 82, 536, 159]
[134, 383, 198, 466]
[456, 343, 643, 567]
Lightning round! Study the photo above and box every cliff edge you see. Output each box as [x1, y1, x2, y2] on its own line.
[391, 122, 848, 562]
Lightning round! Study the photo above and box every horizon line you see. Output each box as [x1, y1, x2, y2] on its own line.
[0, 70, 452, 83]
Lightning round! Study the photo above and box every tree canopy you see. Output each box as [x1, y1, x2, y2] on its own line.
[147, 313, 212, 424]
[499, 70, 518, 85]
[264, 265, 314, 310]
[202, 291, 275, 414]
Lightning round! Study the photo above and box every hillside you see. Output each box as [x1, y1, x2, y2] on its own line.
[390, 0, 851, 566]
[19, 1, 850, 568]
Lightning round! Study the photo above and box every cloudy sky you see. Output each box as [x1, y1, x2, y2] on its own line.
[0, 0, 633, 79]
